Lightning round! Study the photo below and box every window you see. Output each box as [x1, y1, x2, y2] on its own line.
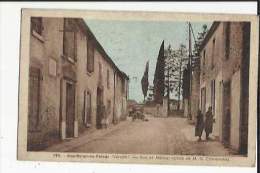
[225, 22, 231, 60]
[98, 62, 102, 80]
[87, 38, 94, 73]
[211, 80, 215, 114]
[203, 50, 206, 67]
[212, 38, 216, 69]
[121, 78, 125, 94]
[63, 18, 77, 62]
[83, 91, 92, 127]
[202, 50, 206, 76]
[201, 87, 206, 114]
[28, 67, 41, 132]
[107, 100, 111, 115]
[49, 58, 57, 77]
[126, 83, 128, 99]
[31, 17, 43, 35]
[107, 69, 110, 89]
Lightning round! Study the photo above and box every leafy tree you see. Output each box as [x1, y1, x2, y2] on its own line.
[165, 44, 188, 110]
[153, 40, 165, 104]
[141, 61, 149, 102]
[193, 24, 208, 57]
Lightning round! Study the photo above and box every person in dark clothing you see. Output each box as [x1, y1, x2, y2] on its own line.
[195, 110, 204, 141]
[204, 106, 214, 140]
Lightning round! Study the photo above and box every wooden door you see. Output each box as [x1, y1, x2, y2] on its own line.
[96, 87, 103, 129]
[66, 82, 75, 138]
[86, 92, 92, 125]
[201, 87, 206, 114]
[211, 80, 215, 114]
[28, 67, 41, 132]
[222, 81, 231, 147]
[83, 91, 92, 127]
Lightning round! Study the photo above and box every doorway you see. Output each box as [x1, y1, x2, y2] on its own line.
[83, 90, 92, 127]
[222, 80, 231, 147]
[28, 67, 41, 132]
[66, 82, 75, 138]
[96, 87, 103, 129]
[201, 87, 206, 114]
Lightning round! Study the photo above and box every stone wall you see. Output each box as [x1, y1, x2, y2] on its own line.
[199, 22, 248, 153]
[200, 23, 226, 139]
[28, 18, 64, 150]
[230, 70, 241, 150]
[28, 17, 129, 150]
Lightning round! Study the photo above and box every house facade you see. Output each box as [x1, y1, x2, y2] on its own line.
[28, 17, 129, 150]
[199, 22, 250, 154]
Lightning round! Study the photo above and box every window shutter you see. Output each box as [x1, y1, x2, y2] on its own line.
[74, 31, 77, 62]
[87, 92, 92, 124]
[107, 69, 110, 88]
[31, 17, 43, 35]
[87, 40, 94, 73]
[225, 22, 231, 60]
[63, 18, 77, 62]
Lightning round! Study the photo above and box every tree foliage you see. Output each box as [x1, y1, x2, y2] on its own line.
[193, 24, 208, 57]
[164, 44, 188, 101]
[153, 40, 165, 104]
[141, 61, 149, 101]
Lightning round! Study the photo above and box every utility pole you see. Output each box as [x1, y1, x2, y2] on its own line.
[177, 48, 183, 110]
[166, 54, 170, 116]
[188, 22, 193, 120]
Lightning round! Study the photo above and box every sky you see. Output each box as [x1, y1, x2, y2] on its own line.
[85, 19, 212, 103]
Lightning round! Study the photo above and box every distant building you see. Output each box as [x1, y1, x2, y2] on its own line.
[198, 22, 250, 154]
[168, 99, 183, 111]
[28, 17, 129, 150]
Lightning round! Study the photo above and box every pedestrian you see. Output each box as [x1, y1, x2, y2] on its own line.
[204, 106, 214, 140]
[195, 109, 204, 141]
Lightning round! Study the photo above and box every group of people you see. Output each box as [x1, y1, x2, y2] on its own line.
[195, 106, 214, 141]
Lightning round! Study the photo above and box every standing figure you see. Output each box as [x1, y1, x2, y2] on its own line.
[195, 110, 204, 141]
[204, 106, 214, 140]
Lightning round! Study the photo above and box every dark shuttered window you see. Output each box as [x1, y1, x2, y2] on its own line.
[31, 17, 43, 35]
[83, 91, 92, 127]
[107, 69, 110, 89]
[87, 38, 94, 73]
[225, 22, 231, 60]
[63, 18, 77, 62]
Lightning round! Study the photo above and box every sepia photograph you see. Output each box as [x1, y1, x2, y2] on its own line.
[17, 9, 258, 167]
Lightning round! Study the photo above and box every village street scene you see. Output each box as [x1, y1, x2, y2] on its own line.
[27, 17, 250, 156]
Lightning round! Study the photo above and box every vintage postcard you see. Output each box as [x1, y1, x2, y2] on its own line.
[17, 9, 258, 167]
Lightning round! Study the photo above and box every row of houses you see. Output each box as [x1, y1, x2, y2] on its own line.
[28, 17, 129, 150]
[183, 21, 250, 155]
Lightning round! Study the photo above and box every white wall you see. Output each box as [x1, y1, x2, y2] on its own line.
[230, 70, 241, 151]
